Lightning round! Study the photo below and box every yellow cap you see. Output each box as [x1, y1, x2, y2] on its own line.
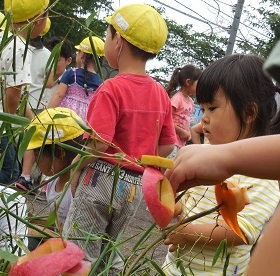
[75, 36, 105, 56]
[27, 107, 84, 150]
[105, 4, 168, 54]
[0, 12, 6, 31]
[4, 0, 49, 23]
[39, 17, 51, 36]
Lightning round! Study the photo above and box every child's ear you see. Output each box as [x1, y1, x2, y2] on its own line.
[185, 79, 192, 87]
[115, 32, 123, 50]
[66, 57, 72, 65]
[244, 102, 258, 124]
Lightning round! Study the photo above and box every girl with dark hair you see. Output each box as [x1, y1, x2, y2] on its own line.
[166, 64, 202, 158]
[48, 36, 104, 122]
[163, 54, 280, 275]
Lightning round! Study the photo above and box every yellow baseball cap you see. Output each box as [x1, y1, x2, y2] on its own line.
[39, 17, 51, 36]
[0, 12, 6, 31]
[27, 107, 84, 150]
[4, 0, 49, 23]
[75, 36, 105, 56]
[105, 3, 168, 54]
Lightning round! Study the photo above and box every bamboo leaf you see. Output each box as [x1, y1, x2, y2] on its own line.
[85, 12, 97, 28]
[0, 248, 18, 264]
[0, 112, 30, 126]
[148, 259, 166, 275]
[132, 223, 156, 251]
[223, 253, 231, 276]
[17, 126, 36, 161]
[45, 210, 56, 228]
[212, 239, 227, 267]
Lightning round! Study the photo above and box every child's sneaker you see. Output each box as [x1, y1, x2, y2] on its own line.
[15, 176, 33, 192]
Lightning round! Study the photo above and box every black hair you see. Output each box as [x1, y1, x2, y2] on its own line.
[34, 135, 84, 167]
[109, 25, 156, 61]
[270, 87, 280, 134]
[196, 54, 277, 137]
[82, 53, 103, 96]
[45, 36, 73, 59]
[166, 65, 202, 96]
[29, 36, 44, 49]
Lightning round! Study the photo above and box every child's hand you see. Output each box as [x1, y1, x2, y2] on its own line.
[164, 216, 191, 252]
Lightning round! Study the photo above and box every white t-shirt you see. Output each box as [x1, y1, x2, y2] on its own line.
[29, 46, 51, 109]
[0, 185, 27, 255]
[46, 178, 72, 226]
[0, 32, 31, 115]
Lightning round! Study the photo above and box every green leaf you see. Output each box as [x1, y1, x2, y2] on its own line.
[17, 126, 36, 161]
[0, 112, 30, 126]
[6, 191, 22, 204]
[223, 253, 231, 276]
[0, 248, 18, 264]
[85, 12, 97, 28]
[148, 259, 166, 275]
[45, 210, 56, 228]
[212, 239, 227, 267]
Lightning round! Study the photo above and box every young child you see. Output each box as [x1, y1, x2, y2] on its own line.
[2, 0, 49, 185]
[43, 36, 73, 106]
[63, 3, 176, 274]
[26, 107, 85, 250]
[48, 36, 104, 122]
[14, 18, 52, 195]
[163, 54, 280, 275]
[166, 65, 202, 158]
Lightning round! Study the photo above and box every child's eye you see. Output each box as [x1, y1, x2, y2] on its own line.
[209, 107, 216, 111]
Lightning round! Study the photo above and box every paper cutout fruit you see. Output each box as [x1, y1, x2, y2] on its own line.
[215, 181, 250, 244]
[142, 166, 175, 228]
[141, 155, 174, 169]
[9, 238, 91, 276]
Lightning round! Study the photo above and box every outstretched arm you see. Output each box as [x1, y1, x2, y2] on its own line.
[166, 135, 280, 192]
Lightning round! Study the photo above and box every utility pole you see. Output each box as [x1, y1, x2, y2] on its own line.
[225, 0, 245, 55]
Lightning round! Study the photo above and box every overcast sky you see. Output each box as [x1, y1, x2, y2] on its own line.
[110, 0, 270, 71]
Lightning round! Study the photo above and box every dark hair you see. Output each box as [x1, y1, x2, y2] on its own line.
[109, 25, 156, 61]
[34, 135, 84, 166]
[166, 65, 202, 96]
[270, 87, 280, 134]
[196, 54, 277, 137]
[82, 53, 103, 96]
[45, 36, 73, 59]
[29, 36, 44, 49]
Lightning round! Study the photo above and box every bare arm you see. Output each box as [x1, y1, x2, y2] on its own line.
[4, 86, 22, 114]
[246, 205, 280, 276]
[166, 135, 280, 192]
[48, 83, 68, 108]
[164, 220, 245, 252]
[158, 144, 175, 158]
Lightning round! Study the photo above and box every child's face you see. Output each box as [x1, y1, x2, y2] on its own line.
[104, 26, 118, 69]
[200, 89, 249, 145]
[34, 150, 67, 176]
[56, 56, 72, 77]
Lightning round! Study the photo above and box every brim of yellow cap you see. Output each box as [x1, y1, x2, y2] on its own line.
[74, 45, 81, 51]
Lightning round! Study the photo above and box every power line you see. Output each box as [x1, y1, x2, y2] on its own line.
[152, 0, 228, 31]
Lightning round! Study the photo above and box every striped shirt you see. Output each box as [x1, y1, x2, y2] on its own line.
[163, 175, 280, 275]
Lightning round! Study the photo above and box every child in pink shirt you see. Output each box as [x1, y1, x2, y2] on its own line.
[166, 65, 202, 158]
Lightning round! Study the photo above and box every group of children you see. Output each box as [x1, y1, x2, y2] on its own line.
[1, 0, 280, 275]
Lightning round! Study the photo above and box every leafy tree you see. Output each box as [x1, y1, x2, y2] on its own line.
[235, 0, 280, 57]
